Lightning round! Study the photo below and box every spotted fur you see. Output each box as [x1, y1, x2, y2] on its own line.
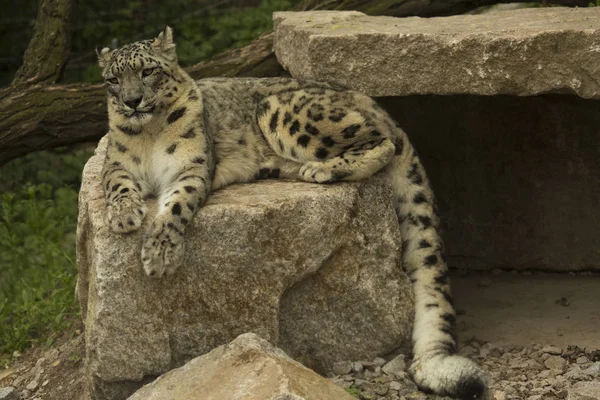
[96, 27, 488, 399]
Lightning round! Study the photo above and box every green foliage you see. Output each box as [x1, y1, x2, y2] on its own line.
[0, 148, 93, 356]
[64, 0, 302, 83]
[589, 0, 599, 6]
[1, 0, 302, 86]
[345, 387, 373, 399]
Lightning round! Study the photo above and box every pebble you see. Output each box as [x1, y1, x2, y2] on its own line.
[351, 361, 364, 373]
[583, 362, 600, 378]
[25, 380, 38, 392]
[382, 354, 406, 377]
[0, 387, 17, 400]
[544, 355, 567, 372]
[332, 360, 352, 376]
[541, 345, 563, 355]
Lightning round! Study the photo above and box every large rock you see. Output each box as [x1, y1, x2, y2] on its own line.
[127, 333, 355, 400]
[273, 9, 600, 98]
[76, 137, 413, 400]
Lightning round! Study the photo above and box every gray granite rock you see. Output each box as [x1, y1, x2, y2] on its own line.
[273, 9, 600, 98]
[0, 387, 17, 400]
[127, 333, 355, 400]
[77, 137, 413, 400]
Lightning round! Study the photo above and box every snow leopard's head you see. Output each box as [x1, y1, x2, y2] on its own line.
[96, 27, 184, 122]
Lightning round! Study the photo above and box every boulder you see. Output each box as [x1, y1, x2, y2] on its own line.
[127, 333, 355, 400]
[76, 137, 413, 400]
[273, 9, 600, 98]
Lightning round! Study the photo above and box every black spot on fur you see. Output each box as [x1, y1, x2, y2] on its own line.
[283, 112, 292, 126]
[408, 162, 423, 184]
[172, 203, 182, 216]
[187, 202, 195, 212]
[167, 107, 186, 124]
[111, 184, 121, 192]
[441, 312, 456, 327]
[184, 186, 196, 193]
[289, 120, 300, 136]
[425, 303, 439, 308]
[395, 138, 404, 155]
[132, 156, 141, 165]
[115, 142, 128, 153]
[305, 123, 320, 136]
[297, 135, 311, 147]
[257, 101, 270, 116]
[181, 128, 196, 139]
[370, 130, 381, 137]
[424, 254, 438, 266]
[442, 290, 454, 306]
[290, 148, 297, 158]
[321, 136, 335, 147]
[192, 157, 205, 164]
[329, 108, 346, 122]
[342, 124, 361, 138]
[166, 144, 177, 154]
[117, 125, 141, 136]
[307, 103, 324, 121]
[419, 239, 432, 248]
[269, 110, 279, 132]
[413, 192, 427, 204]
[419, 216, 432, 229]
[315, 147, 329, 159]
[188, 90, 199, 101]
[258, 168, 270, 179]
[278, 139, 285, 152]
[271, 168, 280, 178]
[120, 188, 129, 194]
[435, 271, 449, 284]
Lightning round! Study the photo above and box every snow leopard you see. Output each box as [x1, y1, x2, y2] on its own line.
[96, 27, 488, 399]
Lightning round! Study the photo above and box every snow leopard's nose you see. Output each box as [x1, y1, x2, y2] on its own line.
[124, 96, 142, 110]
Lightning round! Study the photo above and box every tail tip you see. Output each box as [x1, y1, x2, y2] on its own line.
[454, 375, 487, 400]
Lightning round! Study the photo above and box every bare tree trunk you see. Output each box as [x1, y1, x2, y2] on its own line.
[12, 0, 74, 86]
[0, 0, 592, 165]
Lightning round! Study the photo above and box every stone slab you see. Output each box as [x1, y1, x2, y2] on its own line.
[273, 9, 600, 98]
[76, 136, 413, 400]
[127, 333, 355, 400]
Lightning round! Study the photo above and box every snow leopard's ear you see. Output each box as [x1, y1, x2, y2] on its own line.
[152, 26, 177, 62]
[96, 46, 113, 69]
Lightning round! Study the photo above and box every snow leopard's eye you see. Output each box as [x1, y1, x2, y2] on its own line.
[107, 77, 119, 85]
[142, 68, 155, 77]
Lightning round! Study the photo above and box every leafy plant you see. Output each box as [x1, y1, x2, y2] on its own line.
[0, 147, 93, 356]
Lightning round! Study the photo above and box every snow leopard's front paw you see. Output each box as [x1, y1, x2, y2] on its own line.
[141, 219, 184, 277]
[106, 194, 147, 233]
[299, 162, 334, 183]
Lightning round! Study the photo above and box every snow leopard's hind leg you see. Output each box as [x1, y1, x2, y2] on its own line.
[256, 88, 396, 183]
[383, 126, 489, 400]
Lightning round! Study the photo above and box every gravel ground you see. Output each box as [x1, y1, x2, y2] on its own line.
[328, 341, 600, 400]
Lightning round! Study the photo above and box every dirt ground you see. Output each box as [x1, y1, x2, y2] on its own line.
[1, 270, 598, 400]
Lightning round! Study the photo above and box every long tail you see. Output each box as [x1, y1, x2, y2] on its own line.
[384, 128, 488, 400]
